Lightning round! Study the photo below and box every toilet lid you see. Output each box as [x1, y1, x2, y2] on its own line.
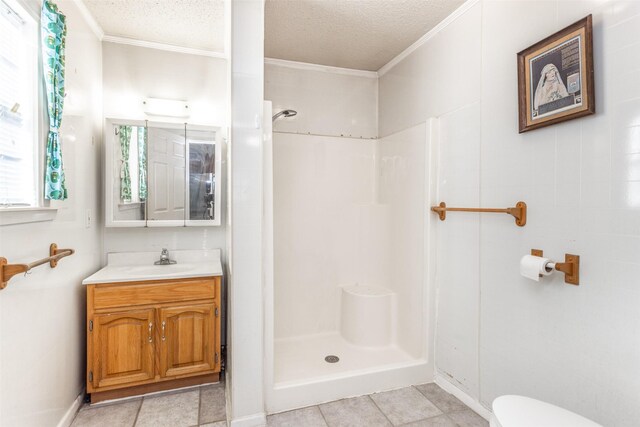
[492, 395, 602, 427]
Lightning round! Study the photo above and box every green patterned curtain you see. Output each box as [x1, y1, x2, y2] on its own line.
[119, 126, 132, 202]
[138, 127, 147, 201]
[41, 0, 67, 200]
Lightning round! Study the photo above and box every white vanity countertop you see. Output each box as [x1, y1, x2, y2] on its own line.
[82, 249, 223, 285]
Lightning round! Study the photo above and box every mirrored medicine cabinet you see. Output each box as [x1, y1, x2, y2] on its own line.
[105, 119, 224, 227]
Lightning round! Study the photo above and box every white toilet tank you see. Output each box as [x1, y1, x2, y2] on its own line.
[491, 395, 602, 427]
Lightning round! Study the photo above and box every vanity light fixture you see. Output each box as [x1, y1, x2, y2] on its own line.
[142, 97, 190, 118]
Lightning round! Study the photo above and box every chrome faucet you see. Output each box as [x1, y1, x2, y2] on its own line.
[154, 248, 176, 265]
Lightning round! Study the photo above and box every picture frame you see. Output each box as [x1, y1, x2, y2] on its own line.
[517, 15, 594, 133]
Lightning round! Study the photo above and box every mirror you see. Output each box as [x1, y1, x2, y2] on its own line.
[110, 123, 147, 223]
[187, 128, 216, 223]
[105, 119, 223, 227]
[147, 125, 185, 224]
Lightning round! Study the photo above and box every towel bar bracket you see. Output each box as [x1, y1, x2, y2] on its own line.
[0, 243, 75, 290]
[431, 201, 527, 227]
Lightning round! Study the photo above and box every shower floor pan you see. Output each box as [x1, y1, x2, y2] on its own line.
[270, 332, 430, 412]
[275, 332, 416, 384]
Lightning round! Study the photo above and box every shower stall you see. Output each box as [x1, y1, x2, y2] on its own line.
[264, 102, 439, 412]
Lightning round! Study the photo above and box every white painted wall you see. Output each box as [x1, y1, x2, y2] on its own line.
[379, 1, 640, 425]
[265, 61, 378, 139]
[0, 0, 103, 425]
[378, 2, 481, 138]
[435, 102, 481, 398]
[102, 42, 228, 127]
[101, 42, 229, 259]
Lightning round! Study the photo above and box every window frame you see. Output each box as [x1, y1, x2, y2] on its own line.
[0, 0, 57, 225]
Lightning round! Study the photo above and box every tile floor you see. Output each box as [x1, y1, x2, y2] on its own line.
[70, 382, 487, 427]
[70, 383, 226, 427]
[267, 383, 488, 427]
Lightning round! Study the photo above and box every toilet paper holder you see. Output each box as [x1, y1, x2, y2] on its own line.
[531, 249, 580, 285]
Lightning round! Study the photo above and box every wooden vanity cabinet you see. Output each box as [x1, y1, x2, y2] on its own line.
[86, 277, 221, 403]
[92, 309, 156, 389]
[158, 303, 218, 378]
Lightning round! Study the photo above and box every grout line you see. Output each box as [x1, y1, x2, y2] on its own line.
[399, 413, 458, 427]
[366, 394, 395, 426]
[412, 384, 455, 415]
[132, 398, 143, 427]
[316, 404, 330, 427]
[409, 385, 446, 419]
[412, 384, 439, 406]
[477, 0, 484, 411]
[197, 386, 203, 425]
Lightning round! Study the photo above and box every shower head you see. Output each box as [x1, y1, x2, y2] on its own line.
[272, 109, 297, 122]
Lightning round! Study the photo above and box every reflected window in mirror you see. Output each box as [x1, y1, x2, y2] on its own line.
[113, 124, 146, 221]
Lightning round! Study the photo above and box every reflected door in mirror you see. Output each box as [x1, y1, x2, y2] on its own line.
[147, 127, 185, 221]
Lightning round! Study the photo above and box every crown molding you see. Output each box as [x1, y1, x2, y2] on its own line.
[264, 57, 378, 78]
[72, 0, 227, 58]
[71, 0, 104, 40]
[377, 0, 481, 76]
[103, 35, 227, 59]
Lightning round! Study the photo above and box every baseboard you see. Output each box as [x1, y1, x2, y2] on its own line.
[89, 373, 219, 403]
[229, 412, 267, 427]
[435, 373, 492, 421]
[56, 391, 84, 427]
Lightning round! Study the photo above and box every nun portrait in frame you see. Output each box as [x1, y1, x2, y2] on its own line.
[517, 15, 594, 133]
[533, 63, 569, 111]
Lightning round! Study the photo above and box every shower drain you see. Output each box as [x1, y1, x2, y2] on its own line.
[325, 355, 340, 363]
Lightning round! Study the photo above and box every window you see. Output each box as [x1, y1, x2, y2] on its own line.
[0, 0, 38, 207]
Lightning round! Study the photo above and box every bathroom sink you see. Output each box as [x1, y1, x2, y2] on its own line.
[89, 264, 198, 283]
[120, 264, 194, 276]
[82, 250, 223, 285]
[83, 263, 216, 284]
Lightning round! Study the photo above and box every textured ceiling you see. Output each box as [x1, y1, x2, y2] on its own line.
[265, 0, 465, 71]
[84, 0, 225, 52]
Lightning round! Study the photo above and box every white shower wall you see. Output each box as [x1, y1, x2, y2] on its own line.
[378, 123, 430, 358]
[266, 61, 436, 411]
[273, 133, 388, 339]
[273, 121, 432, 356]
[268, 122, 436, 411]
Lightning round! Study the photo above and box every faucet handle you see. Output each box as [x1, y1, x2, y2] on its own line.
[161, 248, 168, 255]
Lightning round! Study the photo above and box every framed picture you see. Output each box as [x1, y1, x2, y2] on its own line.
[517, 15, 594, 133]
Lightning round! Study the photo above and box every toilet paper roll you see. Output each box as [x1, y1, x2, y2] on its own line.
[520, 255, 553, 282]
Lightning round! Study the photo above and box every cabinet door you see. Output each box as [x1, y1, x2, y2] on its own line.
[159, 303, 218, 378]
[92, 309, 155, 389]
